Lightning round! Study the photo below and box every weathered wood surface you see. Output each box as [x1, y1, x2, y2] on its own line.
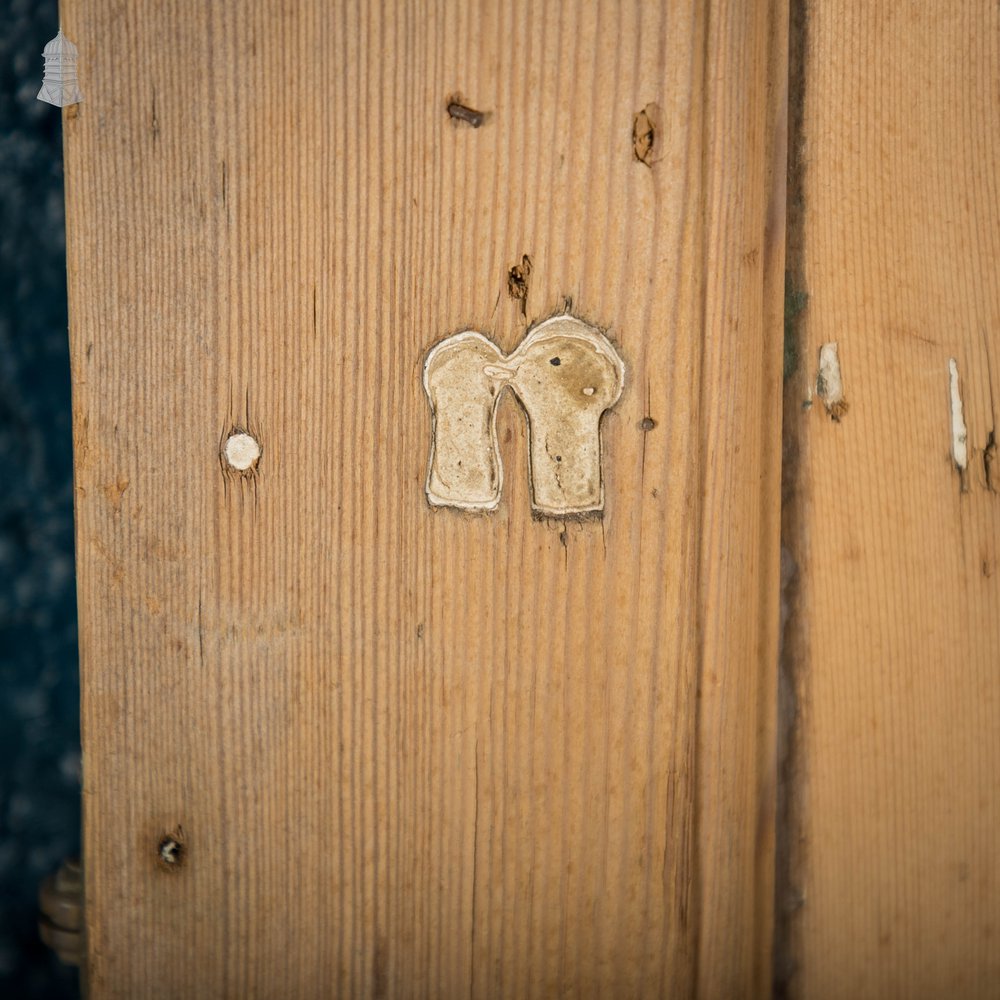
[64, 1, 786, 996]
[779, 1, 1000, 997]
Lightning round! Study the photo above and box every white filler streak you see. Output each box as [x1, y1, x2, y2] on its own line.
[948, 358, 968, 474]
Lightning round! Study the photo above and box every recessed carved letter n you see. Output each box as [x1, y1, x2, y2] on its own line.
[423, 315, 625, 516]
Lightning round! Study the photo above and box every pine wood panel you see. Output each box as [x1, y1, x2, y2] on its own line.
[780, 2, 1000, 997]
[64, 1, 786, 995]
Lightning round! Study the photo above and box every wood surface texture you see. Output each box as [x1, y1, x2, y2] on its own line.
[779, 2, 1000, 998]
[63, 1, 786, 997]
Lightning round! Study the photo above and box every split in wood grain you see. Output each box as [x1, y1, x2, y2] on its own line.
[983, 430, 997, 492]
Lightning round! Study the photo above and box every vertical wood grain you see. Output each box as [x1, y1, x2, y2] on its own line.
[64, 1, 786, 996]
[780, 2, 1000, 997]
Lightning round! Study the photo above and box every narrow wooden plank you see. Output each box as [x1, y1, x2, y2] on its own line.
[780, 2, 1000, 997]
[64, 1, 785, 996]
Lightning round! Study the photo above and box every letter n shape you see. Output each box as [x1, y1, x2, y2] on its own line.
[423, 316, 625, 516]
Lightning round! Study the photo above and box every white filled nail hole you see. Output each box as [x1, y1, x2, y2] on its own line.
[224, 432, 261, 471]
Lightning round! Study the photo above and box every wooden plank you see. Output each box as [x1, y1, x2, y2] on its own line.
[64, 1, 786, 995]
[779, 1, 1000, 997]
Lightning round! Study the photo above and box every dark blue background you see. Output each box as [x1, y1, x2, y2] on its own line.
[1, 0, 82, 995]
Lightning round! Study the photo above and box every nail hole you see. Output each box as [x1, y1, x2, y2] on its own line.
[640, 417, 657, 432]
[550, 357, 561, 366]
[507, 255, 532, 306]
[633, 103, 663, 167]
[223, 432, 261, 471]
[157, 831, 185, 871]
